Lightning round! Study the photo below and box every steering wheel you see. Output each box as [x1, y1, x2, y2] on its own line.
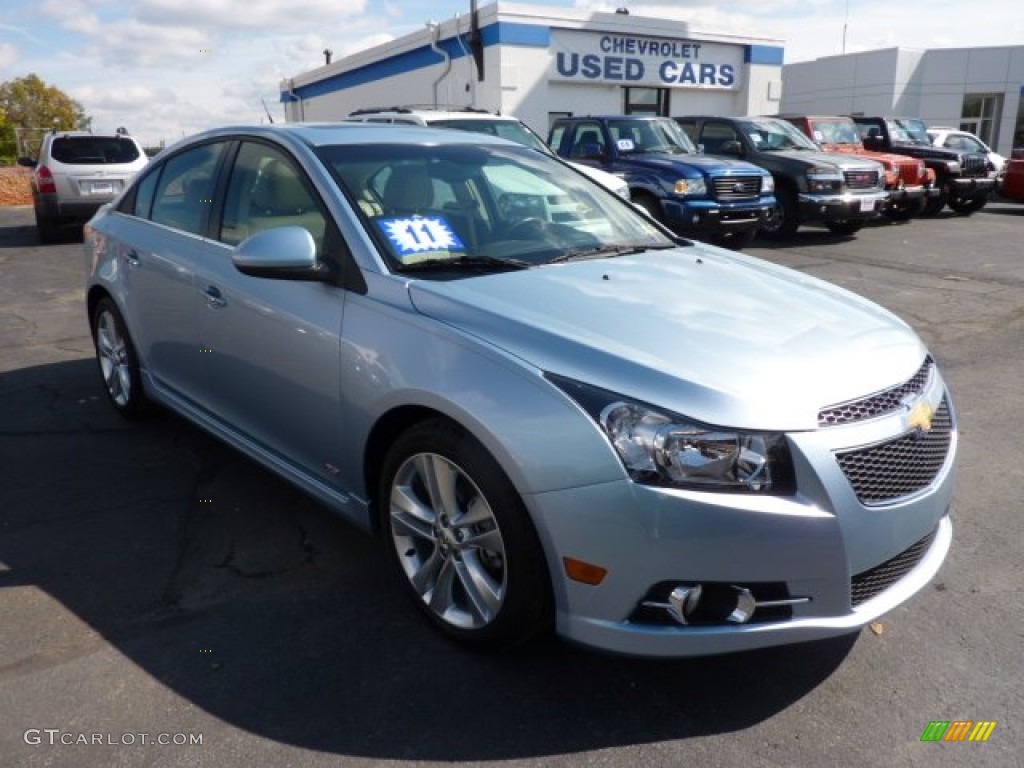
[504, 217, 548, 240]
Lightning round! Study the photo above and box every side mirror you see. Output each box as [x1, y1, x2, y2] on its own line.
[17, 156, 37, 168]
[719, 140, 743, 157]
[231, 226, 328, 281]
[862, 135, 884, 150]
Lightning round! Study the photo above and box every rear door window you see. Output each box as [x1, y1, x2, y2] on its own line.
[50, 137, 141, 165]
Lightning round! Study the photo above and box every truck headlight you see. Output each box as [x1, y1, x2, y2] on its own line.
[806, 167, 842, 194]
[762, 174, 775, 193]
[547, 375, 795, 494]
[674, 178, 707, 196]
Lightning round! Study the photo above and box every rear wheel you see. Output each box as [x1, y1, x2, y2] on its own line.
[825, 220, 863, 236]
[90, 297, 149, 419]
[921, 196, 946, 217]
[379, 418, 552, 649]
[35, 210, 59, 244]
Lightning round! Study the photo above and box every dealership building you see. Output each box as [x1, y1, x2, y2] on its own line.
[280, 2, 785, 134]
[780, 46, 1024, 157]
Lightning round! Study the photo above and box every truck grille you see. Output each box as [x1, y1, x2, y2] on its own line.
[851, 526, 937, 607]
[961, 154, 989, 178]
[844, 169, 880, 189]
[834, 397, 952, 506]
[818, 356, 934, 426]
[712, 175, 762, 200]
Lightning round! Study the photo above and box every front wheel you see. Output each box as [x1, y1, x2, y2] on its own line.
[760, 189, 799, 238]
[947, 195, 988, 215]
[90, 297, 149, 419]
[921, 196, 946, 217]
[379, 419, 552, 648]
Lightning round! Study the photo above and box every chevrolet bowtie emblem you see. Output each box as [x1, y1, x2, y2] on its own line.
[907, 401, 934, 433]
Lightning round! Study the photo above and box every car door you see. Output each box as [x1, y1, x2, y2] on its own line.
[194, 139, 347, 486]
[117, 141, 229, 405]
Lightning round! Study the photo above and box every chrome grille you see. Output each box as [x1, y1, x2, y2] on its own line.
[712, 175, 762, 200]
[834, 397, 952, 506]
[961, 154, 989, 178]
[844, 170, 879, 189]
[818, 356, 933, 426]
[851, 526, 937, 607]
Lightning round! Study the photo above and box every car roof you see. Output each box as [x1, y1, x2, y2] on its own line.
[167, 122, 521, 150]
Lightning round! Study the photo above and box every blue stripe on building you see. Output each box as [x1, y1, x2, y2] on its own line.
[284, 22, 548, 102]
[746, 45, 785, 66]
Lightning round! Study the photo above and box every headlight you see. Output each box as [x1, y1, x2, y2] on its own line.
[762, 174, 775, 193]
[946, 160, 962, 174]
[806, 166, 842, 194]
[674, 177, 707, 196]
[547, 375, 795, 494]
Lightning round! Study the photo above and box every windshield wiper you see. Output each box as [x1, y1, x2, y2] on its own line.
[546, 243, 675, 264]
[396, 255, 532, 272]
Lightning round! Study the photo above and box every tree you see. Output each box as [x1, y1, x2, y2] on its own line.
[0, 73, 91, 161]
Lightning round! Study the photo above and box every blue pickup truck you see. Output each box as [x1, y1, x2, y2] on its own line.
[548, 115, 775, 249]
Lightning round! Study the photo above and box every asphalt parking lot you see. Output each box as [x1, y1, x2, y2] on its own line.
[1, 203, 1022, 768]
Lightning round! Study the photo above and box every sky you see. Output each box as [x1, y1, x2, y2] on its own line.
[2, 0, 1023, 148]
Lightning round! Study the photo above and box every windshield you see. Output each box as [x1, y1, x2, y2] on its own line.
[739, 118, 819, 151]
[430, 118, 552, 154]
[886, 118, 932, 146]
[607, 118, 697, 155]
[810, 118, 861, 146]
[316, 142, 672, 275]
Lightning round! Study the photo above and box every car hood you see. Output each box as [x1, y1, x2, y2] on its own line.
[621, 152, 766, 176]
[765, 149, 880, 171]
[406, 247, 926, 431]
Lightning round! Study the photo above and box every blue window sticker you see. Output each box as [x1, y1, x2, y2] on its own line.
[377, 216, 465, 260]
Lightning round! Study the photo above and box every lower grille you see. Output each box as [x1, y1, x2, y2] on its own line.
[851, 526, 937, 607]
[845, 169, 880, 189]
[834, 397, 952, 505]
[712, 175, 762, 200]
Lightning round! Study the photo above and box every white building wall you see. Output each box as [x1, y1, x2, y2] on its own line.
[781, 45, 1024, 156]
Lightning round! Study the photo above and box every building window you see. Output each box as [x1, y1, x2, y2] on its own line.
[960, 94, 1002, 146]
[623, 87, 669, 116]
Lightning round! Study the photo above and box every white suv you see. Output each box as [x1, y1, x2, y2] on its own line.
[19, 129, 149, 242]
[347, 107, 631, 199]
[926, 127, 1005, 176]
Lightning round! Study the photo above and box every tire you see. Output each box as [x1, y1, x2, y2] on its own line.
[379, 418, 552, 649]
[921, 196, 946, 217]
[634, 193, 662, 223]
[760, 188, 799, 238]
[825, 220, 863, 236]
[90, 297, 149, 419]
[883, 202, 920, 222]
[713, 227, 757, 251]
[35, 210, 59, 244]
[947, 195, 988, 215]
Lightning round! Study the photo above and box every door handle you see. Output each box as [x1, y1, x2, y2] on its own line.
[124, 249, 140, 266]
[202, 285, 227, 308]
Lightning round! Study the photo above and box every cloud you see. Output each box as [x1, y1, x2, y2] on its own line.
[0, 42, 18, 70]
[136, 0, 367, 30]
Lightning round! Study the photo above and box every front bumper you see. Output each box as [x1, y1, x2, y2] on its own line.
[526, 373, 956, 658]
[948, 176, 996, 199]
[663, 198, 774, 236]
[798, 190, 889, 222]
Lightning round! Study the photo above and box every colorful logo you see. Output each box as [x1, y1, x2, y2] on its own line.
[920, 720, 997, 742]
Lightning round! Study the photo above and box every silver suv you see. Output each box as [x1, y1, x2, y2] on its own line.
[19, 129, 148, 242]
[347, 106, 631, 199]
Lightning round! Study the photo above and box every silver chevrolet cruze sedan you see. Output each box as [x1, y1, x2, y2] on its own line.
[84, 123, 956, 657]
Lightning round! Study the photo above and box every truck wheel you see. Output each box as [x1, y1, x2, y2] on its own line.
[634, 193, 662, 223]
[760, 189, 798, 238]
[921, 197, 946, 217]
[825, 220, 863, 236]
[35, 210, 60, 244]
[884, 202, 920, 222]
[947, 196, 988, 215]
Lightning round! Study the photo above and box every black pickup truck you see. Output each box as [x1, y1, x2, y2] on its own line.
[676, 115, 889, 238]
[850, 116, 994, 215]
[548, 115, 776, 249]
